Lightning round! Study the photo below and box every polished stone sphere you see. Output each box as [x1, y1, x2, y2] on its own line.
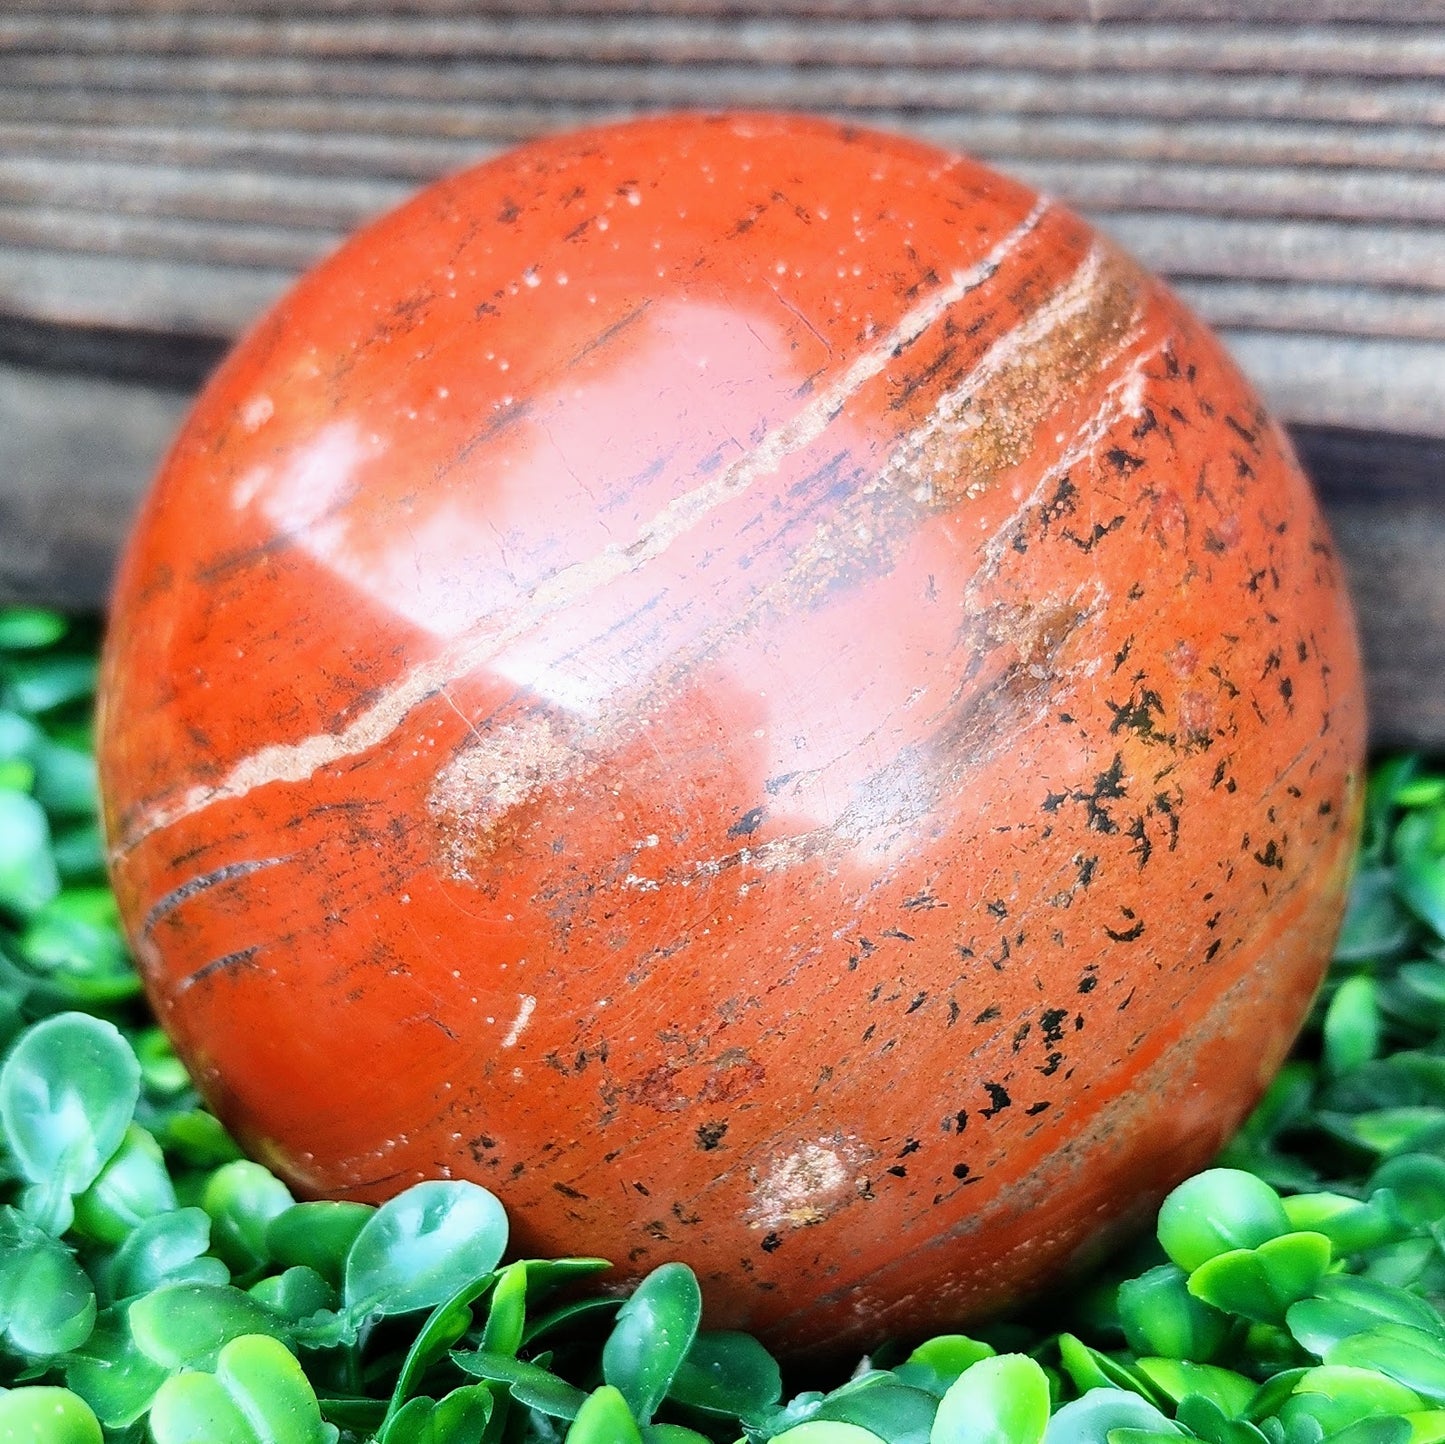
[98, 113, 1364, 1355]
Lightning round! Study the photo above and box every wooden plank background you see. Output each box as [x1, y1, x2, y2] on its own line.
[1, 1, 1442, 745]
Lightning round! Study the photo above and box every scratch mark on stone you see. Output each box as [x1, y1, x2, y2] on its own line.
[142, 857, 290, 938]
[501, 994, 537, 1048]
[174, 945, 262, 994]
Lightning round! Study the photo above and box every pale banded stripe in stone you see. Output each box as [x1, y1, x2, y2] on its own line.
[618, 341, 1165, 891]
[116, 198, 1053, 854]
[879, 244, 1136, 509]
[975, 338, 1163, 578]
[614, 196, 1053, 561]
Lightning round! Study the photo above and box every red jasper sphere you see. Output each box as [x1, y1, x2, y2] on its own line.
[98, 113, 1364, 1355]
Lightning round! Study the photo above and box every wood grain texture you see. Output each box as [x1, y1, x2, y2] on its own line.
[6, 15, 1445, 73]
[0, 365, 189, 612]
[7, 1, 1445, 20]
[1298, 428, 1445, 752]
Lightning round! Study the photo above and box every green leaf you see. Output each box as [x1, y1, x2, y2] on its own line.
[0, 710, 41, 767]
[1347, 1106, 1421, 1162]
[1335, 867, 1415, 963]
[931, 1354, 1050, 1444]
[266, 1202, 373, 1288]
[0, 1217, 97, 1357]
[0, 608, 67, 652]
[380, 1386, 492, 1444]
[1043, 1391, 1179, 1444]
[1287, 1279, 1445, 1365]
[602, 1262, 702, 1425]
[1388, 964, 1445, 1034]
[1326, 1326, 1445, 1403]
[643, 1427, 714, 1444]
[64, 1309, 170, 1428]
[316, 1398, 387, 1433]
[567, 1386, 643, 1444]
[148, 1332, 339, 1444]
[1245, 1369, 1312, 1424]
[1187, 1232, 1334, 1325]
[159, 1108, 245, 1169]
[133, 1027, 191, 1098]
[1323, 977, 1383, 1077]
[49, 822, 106, 886]
[892, 1336, 998, 1397]
[71, 1124, 176, 1245]
[815, 1379, 937, 1444]
[1158, 1170, 1292, 1272]
[18, 892, 137, 1007]
[452, 1349, 588, 1420]
[1395, 812, 1445, 939]
[1360, 756, 1417, 863]
[1289, 1298, 1386, 1360]
[379, 1397, 439, 1444]
[343, 1180, 507, 1319]
[128, 1283, 287, 1371]
[521, 1256, 612, 1301]
[668, 1330, 782, 1420]
[480, 1260, 528, 1357]
[1280, 1193, 1402, 1258]
[1134, 1359, 1258, 1416]
[385, 1270, 500, 1425]
[248, 1266, 336, 1324]
[0, 758, 33, 793]
[1361, 1236, 1438, 1291]
[29, 740, 98, 820]
[1402, 1409, 1445, 1444]
[771, 1424, 887, 1444]
[0, 1386, 102, 1444]
[1118, 1264, 1231, 1362]
[1312, 1274, 1445, 1337]
[1057, 1333, 1163, 1404]
[1323, 1420, 1412, 1444]
[1392, 771, 1445, 809]
[1369, 1155, 1445, 1228]
[0, 1012, 139, 1230]
[523, 1293, 625, 1348]
[4, 655, 97, 716]
[1281, 1365, 1423, 1436]
[202, 1160, 294, 1279]
[98, 1207, 229, 1305]
[0, 789, 60, 918]
[1175, 1395, 1272, 1444]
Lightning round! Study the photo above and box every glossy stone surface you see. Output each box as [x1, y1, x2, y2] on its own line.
[98, 113, 1365, 1355]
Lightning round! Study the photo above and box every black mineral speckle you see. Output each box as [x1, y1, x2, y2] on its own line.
[695, 1121, 728, 1151]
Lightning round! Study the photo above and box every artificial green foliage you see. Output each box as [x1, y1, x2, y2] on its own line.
[341, 1181, 508, 1325]
[147, 1333, 339, 1444]
[929, 1353, 1050, 1444]
[603, 1261, 703, 1423]
[8, 610, 1445, 1442]
[0, 1384, 104, 1443]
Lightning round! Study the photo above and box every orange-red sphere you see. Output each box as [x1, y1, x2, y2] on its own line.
[98, 114, 1364, 1355]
